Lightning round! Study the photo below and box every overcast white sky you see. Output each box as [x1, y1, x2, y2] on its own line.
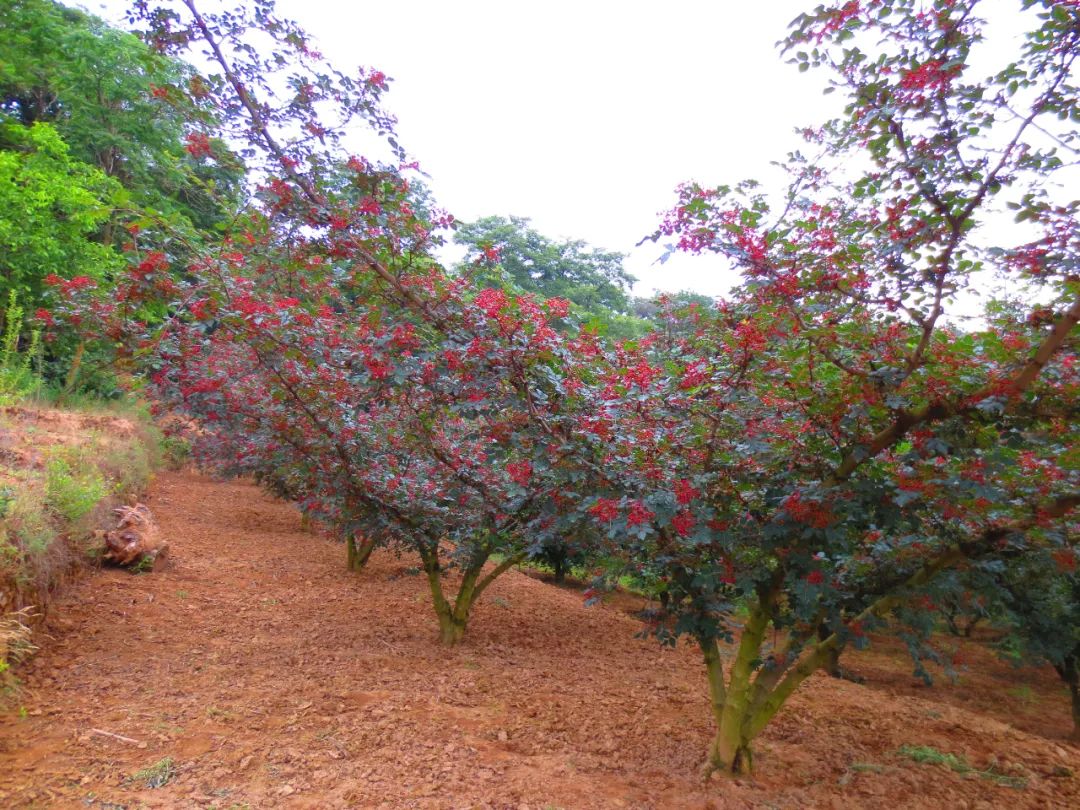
[83, 0, 841, 296]
[85, 0, 1057, 306]
[274, 0, 836, 296]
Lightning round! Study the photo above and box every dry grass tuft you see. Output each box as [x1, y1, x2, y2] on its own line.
[0, 606, 38, 675]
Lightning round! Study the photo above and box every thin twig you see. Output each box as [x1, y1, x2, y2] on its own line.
[89, 728, 143, 745]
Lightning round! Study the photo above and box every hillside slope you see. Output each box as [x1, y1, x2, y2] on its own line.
[0, 403, 159, 617]
[0, 472, 1076, 808]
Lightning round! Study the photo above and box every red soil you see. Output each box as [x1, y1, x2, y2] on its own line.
[0, 471, 1076, 808]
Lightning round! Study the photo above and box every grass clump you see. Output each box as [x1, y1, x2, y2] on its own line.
[44, 450, 106, 523]
[898, 744, 1027, 789]
[99, 439, 155, 498]
[1, 489, 52, 562]
[0, 292, 42, 406]
[126, 756, 175, 789]
[0, 607, 38, 688]
[849, 762, 885, 773]
[159, 435, 191, 471]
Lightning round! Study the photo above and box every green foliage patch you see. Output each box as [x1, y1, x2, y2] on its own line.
[0, 293, 42, 404]
[44, 451, 106, 523]
[126, 756, 175, 789]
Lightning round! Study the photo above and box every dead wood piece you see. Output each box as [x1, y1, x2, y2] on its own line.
[103, 504, 169, 569]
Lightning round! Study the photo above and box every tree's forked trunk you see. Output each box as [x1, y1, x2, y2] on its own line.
[700, 636, 754, 776]
[693, 547, 969, 775]
[346, 534, 377, 571]
[420, 542, 527, 645]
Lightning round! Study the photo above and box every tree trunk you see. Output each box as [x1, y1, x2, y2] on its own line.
[436, 611, 468, 645]
[816, 623, 864, 683]
[553, 553, 566, 583]
[818, 624, 843, 678]
[62, 341, 85, 395]
[1071, 680, 1080, 744]
[1055, 652, 1080, 743]
[422, 548, 484, 647]
[698, 589, 778, 776]
[697, 574, 814, 776]
[700, 636, 754, 776]
[708, 724, 753, 775]
[346, 534, 376, 571]
[430, 574, 477, 646]
[695, 548, 971, 777]
[419, 543, 527, 646]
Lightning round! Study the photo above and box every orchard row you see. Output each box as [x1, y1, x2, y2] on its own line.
[36, 0, 1080, 773]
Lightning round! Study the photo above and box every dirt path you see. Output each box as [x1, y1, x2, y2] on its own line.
[0, 471, 1077, 809]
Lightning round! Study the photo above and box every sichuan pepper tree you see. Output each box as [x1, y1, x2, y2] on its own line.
[80, 0, 602, 645]
[907, 529, 1080, 737]
[993, 557, 1080, 740]
[582, 0, 1080, 775]
[153, 260, 592, 644]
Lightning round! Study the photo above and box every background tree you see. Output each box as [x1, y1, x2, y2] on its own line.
[630, 290, 714, 321]
[0, 121, 124, 307]
[917, 538, 1080, 741]
[0, 0, 242, 232]
[995, 560, 1080, 741]
[454, 215, 646, 338]
[64, 0, 607, 646]
[928, 545, 1080, 739]
[631, 289, 717, 341]
[1, 0, 248, 395]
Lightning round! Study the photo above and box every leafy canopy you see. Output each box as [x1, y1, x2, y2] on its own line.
[0, 121, 124, 306]
[0, 0, 241, 230]
[454, 215, 645, 337]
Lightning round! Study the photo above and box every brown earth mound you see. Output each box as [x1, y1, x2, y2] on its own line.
[0, 471, 1076, 808]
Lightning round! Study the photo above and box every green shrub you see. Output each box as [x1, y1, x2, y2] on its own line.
[0, 487, 14, 518]
[160, 434, 191, 471]
[44, 452, 106, 523]
[0, 292, 42, 405]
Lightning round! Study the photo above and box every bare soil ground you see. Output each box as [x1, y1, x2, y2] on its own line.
[0, 471, 1077, 809]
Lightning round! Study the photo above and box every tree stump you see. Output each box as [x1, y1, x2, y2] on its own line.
[102, 504, 168, 570]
